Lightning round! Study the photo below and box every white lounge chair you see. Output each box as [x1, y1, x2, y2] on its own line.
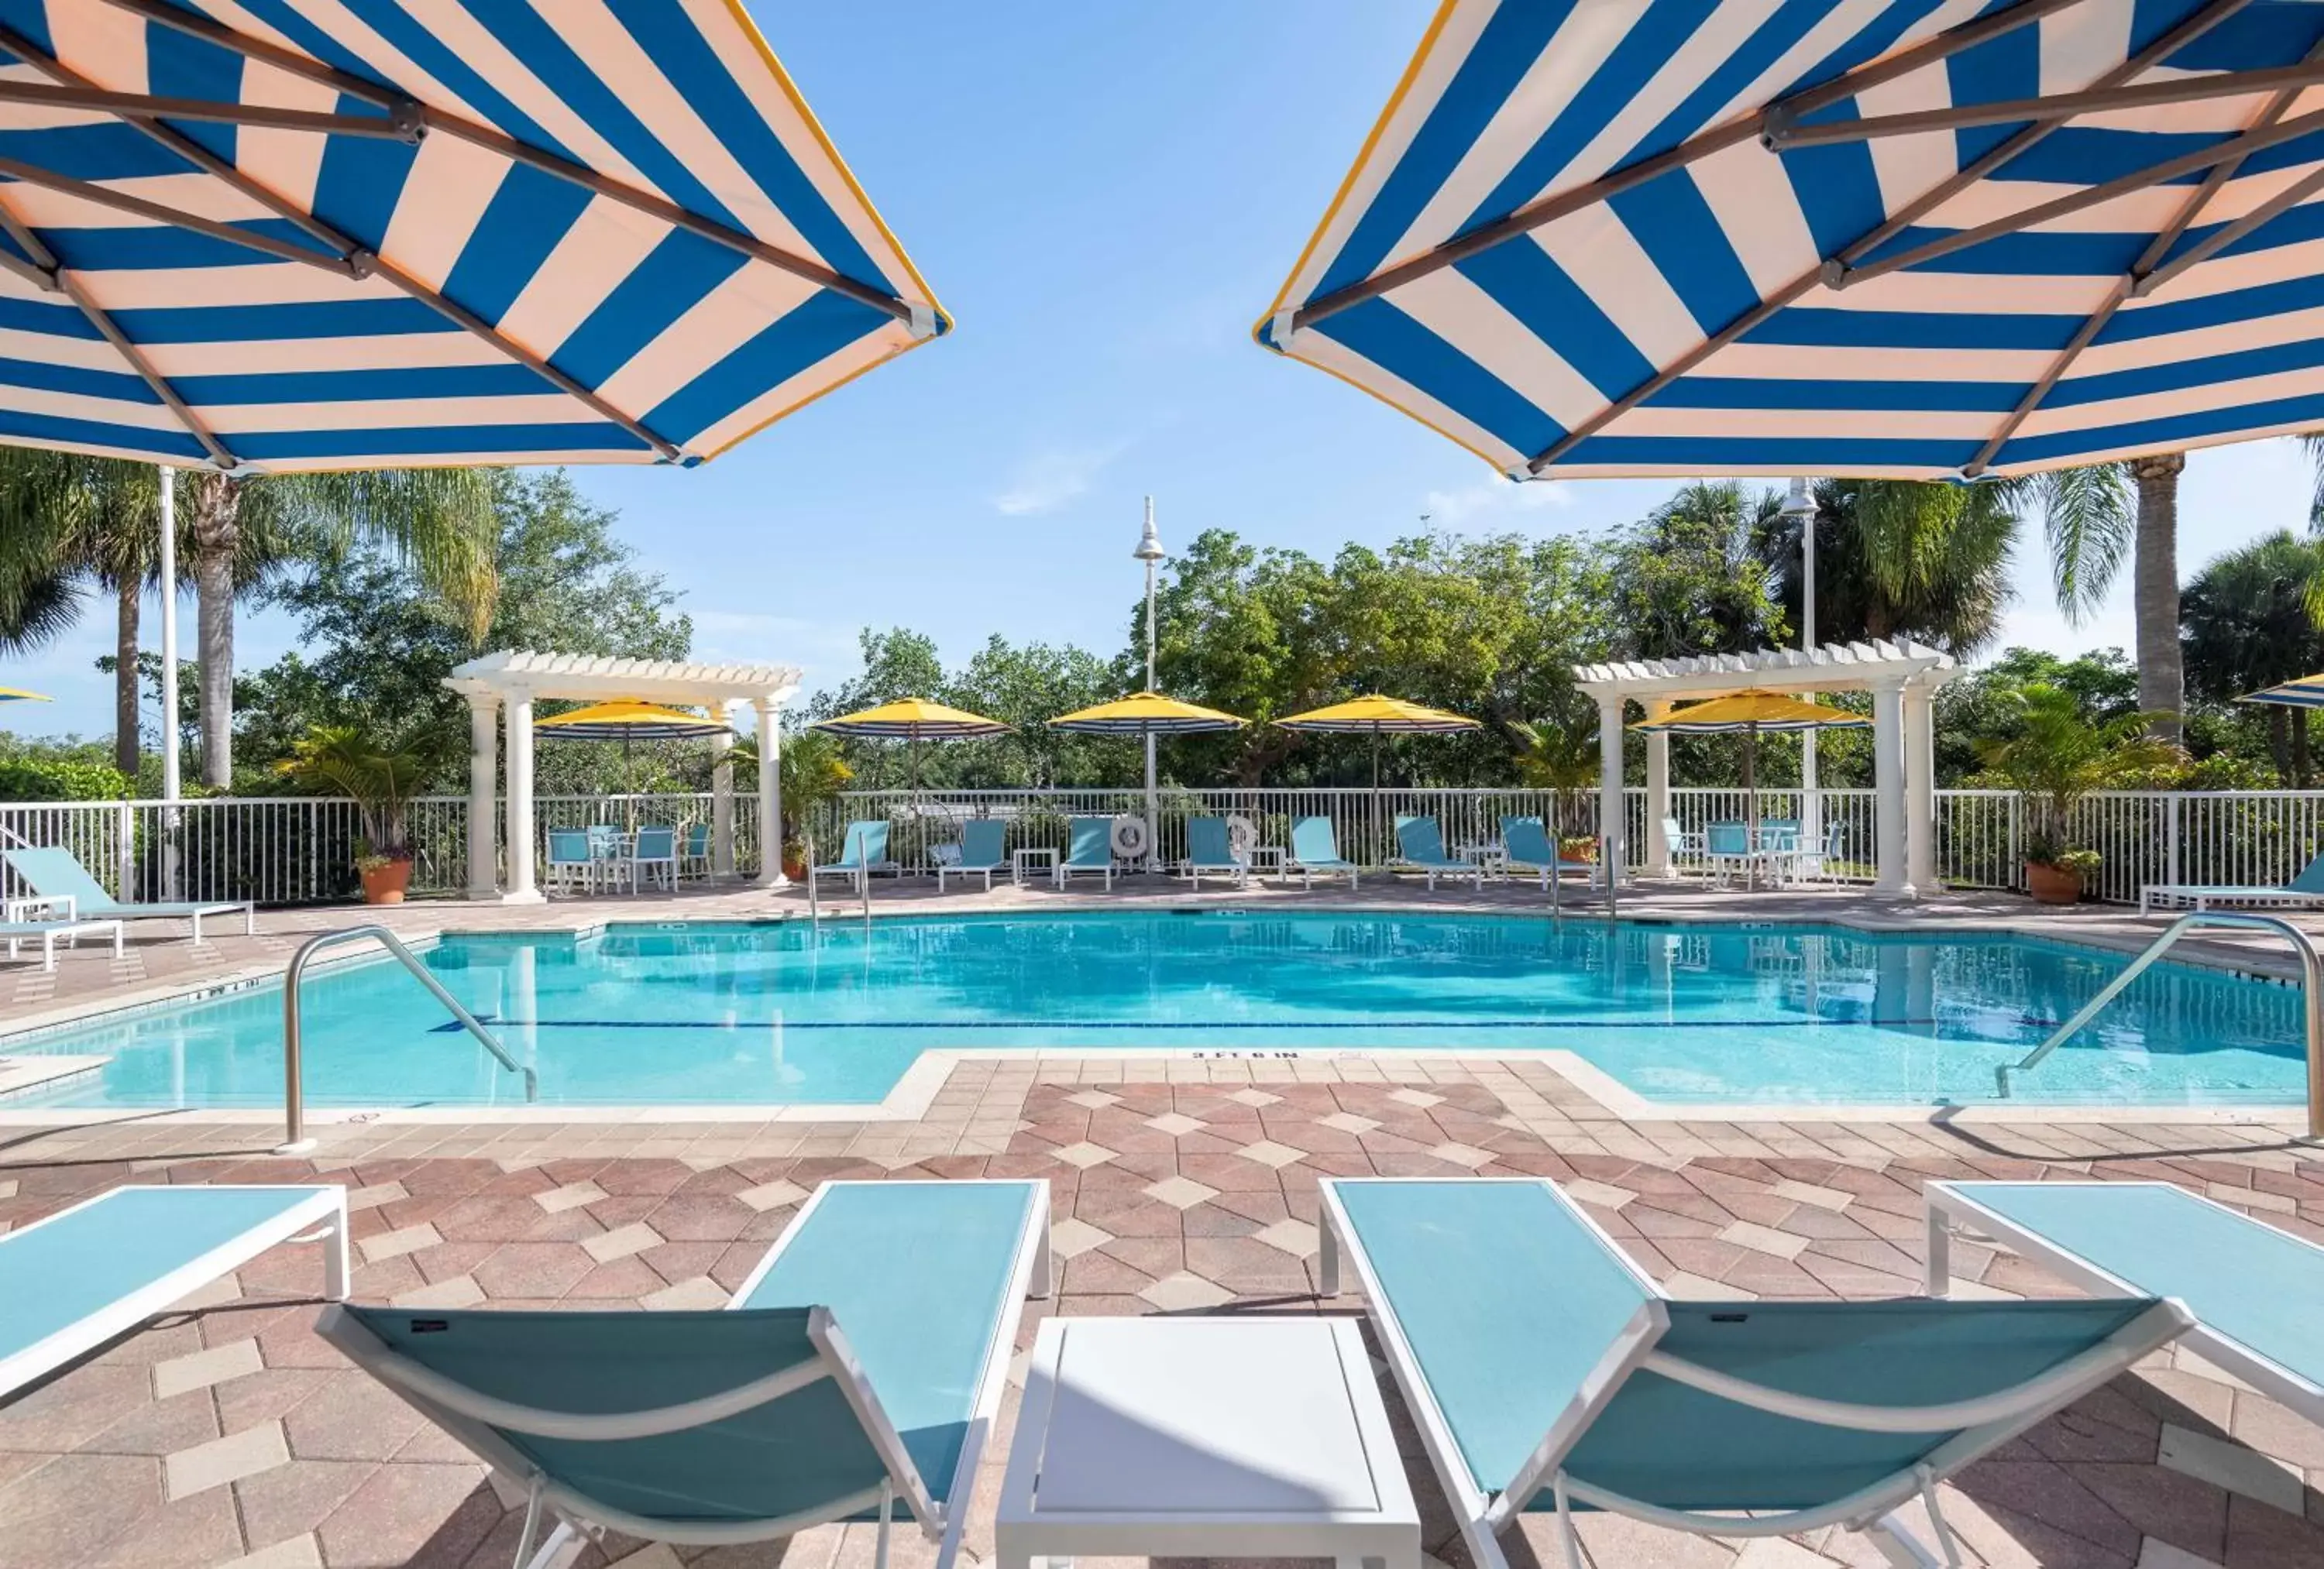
[2140, 850, 2324, 913]
[2, 1184, 347, 1400]
[812, 821, 895, 895]
[1179, 816, 1247, 889]
[2, 846, 253, 942]
[1318, 1176, 2189, 1569]
[0, 905, 123, 970]
[321, 1179, 1050, 1569]
[1501, 815, 1597, 892]
[938, 820, 1008, 892]
[1286, 816, 1358, 889]
[1392, 815, 1483, 891]
[1054, 816, 1115, 890]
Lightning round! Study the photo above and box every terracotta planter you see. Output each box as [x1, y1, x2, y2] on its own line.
[1562, 836, 1600, 863]
[359, 858, 414, 905]
[2025, 860, 2082, 905]
[782, 852, 808, 881]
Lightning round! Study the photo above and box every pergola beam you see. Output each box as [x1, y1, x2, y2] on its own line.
[1288, 0, 2097, 333]
[86, 0, 917, 325]
[0, 80, 421, 139]
[1763, 61, 2324, 148]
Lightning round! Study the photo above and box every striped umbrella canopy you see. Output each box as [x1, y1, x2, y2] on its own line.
[0, 685, 49, 702]
[2241, 675, 2324, 708]
[1048, 692, 1246, 736]
[0, 0, 946, 472]
[1258, 0, 2324, 482]
[533, 701, 732, 743]
[1275, 693, 1478, 791]
[814, 698, 1010, 795]
[1634, 691, 1866, 857]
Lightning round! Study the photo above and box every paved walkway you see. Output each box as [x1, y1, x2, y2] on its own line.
[1, 1064, 2318, 1569]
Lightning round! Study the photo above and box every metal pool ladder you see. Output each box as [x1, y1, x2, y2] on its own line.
[1994, 910, 2324, 1137]
[279, 925, 537, 1154]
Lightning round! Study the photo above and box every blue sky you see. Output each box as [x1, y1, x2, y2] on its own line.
[6, 0, 2320, 740]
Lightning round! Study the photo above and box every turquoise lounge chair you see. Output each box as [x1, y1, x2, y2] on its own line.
[1286, 815, 1358, 889]
[2, 846, 254, 942]
[1500, 816, 1597, 893]
[1, 1184, 347, 1399]
[319, 1179, 1048, 1569]
[937, 819, 1008, 892]
[1393, 815, 1483, 891]
[811, 821, 892, 894]
[1054, 816, 1115, 890]
[1318, 1177, 2188, 1569]
[1180, 815, 1247, 889]
[1926, 1180, 2324, 1427]
[2140, 848, 2324, 912]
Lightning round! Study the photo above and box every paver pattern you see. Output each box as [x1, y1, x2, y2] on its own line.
[0, 1058, 2319, 1569]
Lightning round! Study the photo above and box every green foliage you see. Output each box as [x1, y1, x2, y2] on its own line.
[274, 723, 441, 866]
[0, 757, 129, 800]
[1607, 482, 1786, 661]
[1508, 713, 1597, 833]
[1972, 683, 2184, 863]
[1758, 479, 2018, 657]
[2181, 530, 2324, 784]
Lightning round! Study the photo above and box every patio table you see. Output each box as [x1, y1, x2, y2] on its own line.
[1012, 847, 1058, 887]
[1246, 845, 1287, 884]
[998, 1316, 1418, 1569]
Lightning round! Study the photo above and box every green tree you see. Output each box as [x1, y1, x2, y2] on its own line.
[1757, 479, 2017, 657]
[2181, 532, 2324, 783]
[1932, 647, 2138, 785]
[1607, 482, 1786, 660]
[1974, 682, 2182, 863]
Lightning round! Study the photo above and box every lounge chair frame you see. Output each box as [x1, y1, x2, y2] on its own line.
[1, 846, 254, 941]
[1054, 818, 1116, 891]
[2139, 884, 2324, 914]
[1178, 817, 1249, 891]
[1285, 816, 1359, 889]
[0, 1183, 348, 1401]
[937, 821, 1009, 893]
[1391, 817, 1484, 891]
[1318, 1176, 2188, 1569]
[0, 895, 124, 969]
[322, 1178, 1050, 1569]
[1924, 1179, 2324, 1425]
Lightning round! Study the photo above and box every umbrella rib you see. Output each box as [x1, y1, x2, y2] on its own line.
[1959, 38, 2324, 479]
[1525, 0, 2257, 476]
[1284, 0, 2095, 333]
[0, 81, 421, 139]
[86, 0, 919, 327]
[1762, 61, 2324, 147]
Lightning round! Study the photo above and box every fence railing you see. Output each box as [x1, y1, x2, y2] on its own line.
[4, 786, 2323, 908]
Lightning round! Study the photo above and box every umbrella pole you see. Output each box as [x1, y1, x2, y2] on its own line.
[1371, 728, 1382, 867]
[1744, 726, 1759, 891]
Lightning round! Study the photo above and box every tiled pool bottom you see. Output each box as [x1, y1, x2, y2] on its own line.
[0, 1073, 2317, 1569]
[0, 913, 2312, 1114]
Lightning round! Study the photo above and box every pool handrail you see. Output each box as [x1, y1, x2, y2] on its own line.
[1994, 909, 2324, 1135]
[280, 925, 537, 1153]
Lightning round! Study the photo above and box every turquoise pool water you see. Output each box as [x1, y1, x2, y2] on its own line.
[2, 913, 2306, 1110]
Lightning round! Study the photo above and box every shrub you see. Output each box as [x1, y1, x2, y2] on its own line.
[0, 759, 131, 801]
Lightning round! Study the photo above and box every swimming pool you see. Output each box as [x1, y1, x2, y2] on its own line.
[0, 913, 2306, 1111]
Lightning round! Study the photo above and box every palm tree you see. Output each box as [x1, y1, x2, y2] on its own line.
[1756, 479, 2016, 657]
[2181, 531, 2324, 783]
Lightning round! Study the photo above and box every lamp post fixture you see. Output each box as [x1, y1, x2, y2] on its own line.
[1134, 498, 1166, 873]
[1782, 476, 1820, 849]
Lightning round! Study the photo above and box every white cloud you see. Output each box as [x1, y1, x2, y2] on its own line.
[1418, 477, 1572, 526]
[992, 443, 1125, 516]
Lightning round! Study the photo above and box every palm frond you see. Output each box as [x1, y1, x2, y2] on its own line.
[2003, 464, 2133, 625]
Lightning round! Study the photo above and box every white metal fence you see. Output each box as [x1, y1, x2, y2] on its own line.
[2, 786, 2320, 907]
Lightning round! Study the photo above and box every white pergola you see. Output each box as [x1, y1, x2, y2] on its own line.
[1573, 640, 1961, 898]
[445, 651, 802, 903]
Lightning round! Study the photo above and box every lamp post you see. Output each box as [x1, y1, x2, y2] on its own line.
[157, 464, 180, 901]
[1782, 476, 1820, 851]
[1134, 498, 1165, 873]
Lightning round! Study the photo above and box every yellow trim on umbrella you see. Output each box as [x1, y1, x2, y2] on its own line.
[533, 700, 733, 739]
[1631, 690, 1869, 733]
[812, 699, 1012, 738]
[1274, 694, 1478, 733]
[1049, 692, 1246, 733]
[0, 685, 51, 702]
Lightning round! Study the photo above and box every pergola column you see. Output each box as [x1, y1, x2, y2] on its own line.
[464, 692, 499, 899]
[754, 698, 787, 887]
[503, 687, 544, 904]
[1597, 692, 1627, 887]
[711, 699, 738, 878]
[1642, 698, 1674, 876]
[1904, 682, 1938, 896]
[1872, 675, 1910, 898]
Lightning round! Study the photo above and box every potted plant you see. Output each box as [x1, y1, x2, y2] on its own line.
[733, 729, 853, 880]
[1512, 712, 1600, 859]
[276, 723, 436, 903]
[1974, 684, 2181, 905]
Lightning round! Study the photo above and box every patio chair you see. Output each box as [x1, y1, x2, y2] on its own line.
[1180, 815, 1247, 890]
[1703, 821, 1755, 887]
[2, 1184, 347, 1402]
[1925, 1181, 2324, 1427]
[679, 822, 713, 880]
[1, 846, 254, 943]
[1392, 815, 1483, 891]
[632, 826, 679, 893]
[812, 821, 892, 895]
[1317, 1177, 2190, 1569]
[1660, 815, 1705, 871]
[2140, 849, 2324, 913]
[1285, 815, 1358, 889]
[545, 829, 597, 897]
[1053, 816, 1115, 891]
[938, 819, 1009, 893]
[318, 1179, 1050, 1569]
[1500, 816, 1596, 892]
[1783, 822, 1847, 887]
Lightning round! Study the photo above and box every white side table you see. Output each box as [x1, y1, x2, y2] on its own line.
[1012, 847, 1058, 887]
[1246, 845, 1287, 884]
[999, 1317, 1419, 1569]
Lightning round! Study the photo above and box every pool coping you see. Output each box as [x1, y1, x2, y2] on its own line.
[0, 904, 2307, 1131]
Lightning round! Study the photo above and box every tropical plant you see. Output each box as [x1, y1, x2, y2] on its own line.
[2180, 531, 2324, 784]
[274, 723, 438, 869]
[1757, 479, 2017, 657]
[730, 728, 854, 857]
[1509, 712, 1597, 836]
[1972, 683, 2184, 868]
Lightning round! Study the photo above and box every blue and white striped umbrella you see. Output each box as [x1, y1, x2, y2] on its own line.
[0, 0, 946, 472]
[1259, 0, 2324, 482]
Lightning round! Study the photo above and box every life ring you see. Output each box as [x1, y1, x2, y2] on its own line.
[1225, 815, 1258, 859]
[1109, 815, 1152, 860]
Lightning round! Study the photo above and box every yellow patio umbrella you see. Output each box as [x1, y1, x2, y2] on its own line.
[1276, 694, 1480, 859]
[535, 701, 735, 826]
[1050, 693, 1246, 869]
[1633, 691, 1868, 857]
[0, 685, 51, 704]
[812, 699, 1012, 793]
